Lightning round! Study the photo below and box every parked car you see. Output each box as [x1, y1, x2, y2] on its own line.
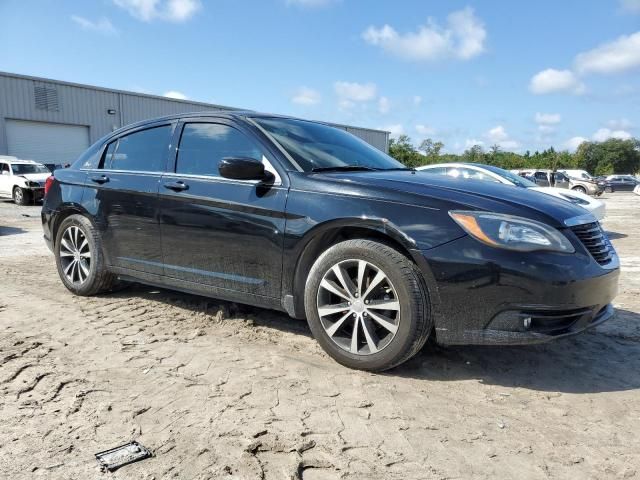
[0, 158, 51, 204]
[418, 163, 605, 220]
[604, 175, 639, 192]
[558, 169, 612, 193]
[514, 169, 603, 196]
[42, 112, 619, 371]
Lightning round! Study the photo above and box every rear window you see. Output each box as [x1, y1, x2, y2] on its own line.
[102, 125, 172, 172]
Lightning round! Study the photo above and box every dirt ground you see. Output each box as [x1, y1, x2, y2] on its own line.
[1, 194, 639, 480]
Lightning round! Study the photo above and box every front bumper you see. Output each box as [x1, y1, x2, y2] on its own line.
[418, 234, 619, 346]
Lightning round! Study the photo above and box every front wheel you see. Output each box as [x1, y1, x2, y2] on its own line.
[13, 186, 29, 205]
[572, 185, 587, 194]
[54, 214, 117, 296]
[304, 239, 432, 371]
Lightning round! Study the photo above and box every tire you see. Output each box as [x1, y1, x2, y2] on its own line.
[605, 187, 613, 193]
[54, 214, 117, 296]
[572, 185, 587, 194]
[13, 186, 28, 205]
[304, 239, 432, 371]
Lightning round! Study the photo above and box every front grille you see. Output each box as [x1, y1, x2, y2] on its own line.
[571, 222, 612, 265]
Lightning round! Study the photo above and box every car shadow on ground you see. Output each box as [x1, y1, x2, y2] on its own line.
[101, 285, 640, 395]
[604, 230, 628, 240]
[396, 308, 640, 394]
[0, 226, 27, 236]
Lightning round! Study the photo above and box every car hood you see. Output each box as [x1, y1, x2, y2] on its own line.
[310, 170, 591, 228]
[530, 186, 597, 203]
[18, 173, 50, 182]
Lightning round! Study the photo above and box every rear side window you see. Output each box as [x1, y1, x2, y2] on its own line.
[103, 125, 172, 172]
[176, 123, 263, 176]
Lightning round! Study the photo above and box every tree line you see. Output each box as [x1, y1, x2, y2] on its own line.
[388, 136, 640, 175]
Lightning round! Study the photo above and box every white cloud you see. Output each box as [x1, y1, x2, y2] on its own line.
[574, 31, 640, 75]
[381, 124, 405, 138]
[486, 125, 519, 150]
[534, 112, 561, 125]
[334, 81, 377, 102]
[113, 0, 201, 22]
[291, 87, 320, 106]
[415, 124, 436, 136]
[378, 96, 391, 114]
[163, 90, 188, 100]
[362, 7, 486, 62]
[413, 95, 423, 105]
[564, 136, 588, 151]
[529, 68, 585, 95]
[71, 15, 117, 34]
[592, 128, 632, 141]
[620, 0, 640, 13]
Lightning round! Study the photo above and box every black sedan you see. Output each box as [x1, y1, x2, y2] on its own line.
[41, 112, 620, 371]
[604, 175, 639, 192]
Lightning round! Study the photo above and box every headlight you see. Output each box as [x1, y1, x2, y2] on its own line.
[449, 210, 575, 253]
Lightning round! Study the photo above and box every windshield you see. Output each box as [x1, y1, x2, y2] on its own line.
[480, 165, 537, 188]
[11, 163, 50, 175]
[254, 117, 406, 172]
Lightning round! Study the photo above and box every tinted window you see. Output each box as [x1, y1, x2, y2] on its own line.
[176, 123, 263, 176]
[105, 125, 172, 172]
[12, 164, 50, 174]
[1, 163, 9, 173]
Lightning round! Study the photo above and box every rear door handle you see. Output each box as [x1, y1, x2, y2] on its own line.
[164, 181, 189, 192]
[90, 175, 109, 184]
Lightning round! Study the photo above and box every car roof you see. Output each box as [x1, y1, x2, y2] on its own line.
[6, 159, 41, 165]
[107, 110, 385, 138]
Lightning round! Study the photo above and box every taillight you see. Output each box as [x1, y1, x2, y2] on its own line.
[44, 175, 55, 196]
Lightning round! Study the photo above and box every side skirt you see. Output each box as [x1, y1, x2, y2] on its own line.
[109, 266, 286, 313]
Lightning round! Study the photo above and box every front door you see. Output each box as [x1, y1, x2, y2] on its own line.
[86, 123, 174, 275]
[0, 162, 10, 195]
[553, 172, 570, 189]
[159, 120, 288, 298]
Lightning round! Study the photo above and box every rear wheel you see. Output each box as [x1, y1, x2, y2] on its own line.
[54, 215, 117, 296]
[304, 239, 431, 371]
[572, 185, 587, 194]
[12, 186, 28, 205]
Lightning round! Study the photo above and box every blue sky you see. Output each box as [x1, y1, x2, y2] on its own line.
[1, 0, 639, 153]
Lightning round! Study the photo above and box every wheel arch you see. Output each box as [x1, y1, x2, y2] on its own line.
[287, 218, 437, 319]
[51, 204, 96, 248]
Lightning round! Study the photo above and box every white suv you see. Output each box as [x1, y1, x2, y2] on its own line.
[0, 157, 51, 205]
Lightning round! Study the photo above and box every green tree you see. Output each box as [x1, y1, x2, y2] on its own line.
[419, 138, 444, 157]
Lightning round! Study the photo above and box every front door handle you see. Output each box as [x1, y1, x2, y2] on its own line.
[164, 181, 189, 192]
[90, 175, 109, 184]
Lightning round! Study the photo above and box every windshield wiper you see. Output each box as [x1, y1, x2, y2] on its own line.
[311, 165, 379, 173]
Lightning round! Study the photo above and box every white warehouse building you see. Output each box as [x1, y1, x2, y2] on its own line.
[0, 71, 389, 166]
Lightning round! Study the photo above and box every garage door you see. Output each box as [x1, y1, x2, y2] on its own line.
[6, 119, 90, 165]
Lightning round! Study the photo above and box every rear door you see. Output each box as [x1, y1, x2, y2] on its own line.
[85, 122, 175, 275]
[158, 119, 288, 298]
[533, 171, 551, 186]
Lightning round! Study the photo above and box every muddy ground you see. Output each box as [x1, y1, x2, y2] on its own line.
[0, 194, 639, 480]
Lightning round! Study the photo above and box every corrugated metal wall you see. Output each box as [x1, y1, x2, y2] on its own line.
[0, 72, 389, 157]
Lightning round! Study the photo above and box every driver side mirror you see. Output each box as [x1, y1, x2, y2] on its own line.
[219, 157, 272, 182]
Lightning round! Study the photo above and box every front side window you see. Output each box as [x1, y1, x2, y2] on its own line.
[104, 125, 172, 172]
[254, 117, 405, 172]
[176, 123, 263, 176]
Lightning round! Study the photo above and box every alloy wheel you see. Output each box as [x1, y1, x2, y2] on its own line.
[59, 225, 91, 284]
[316, 259, 400, 355]
[13, 188, 23, 204]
